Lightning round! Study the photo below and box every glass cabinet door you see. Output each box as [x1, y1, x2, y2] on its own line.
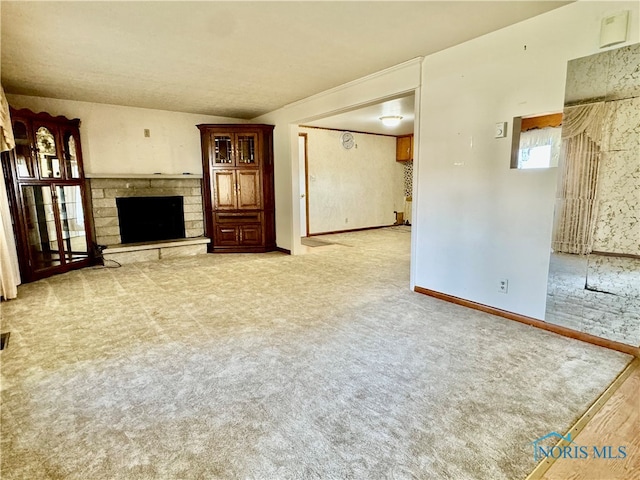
[21, 185, 62, 271]
[20, 184, 88, 271]
[35, 126, 62, 179]
[212, 133, 233, 164]
[12, 120, 36, 178]
[236, 133, 258, 166]
[56, 185, 88, 262]
[63, 132, 81, 179]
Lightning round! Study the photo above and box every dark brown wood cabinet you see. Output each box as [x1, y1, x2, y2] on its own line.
[1, 108, 95, 282]
[198, 124, 276, 253]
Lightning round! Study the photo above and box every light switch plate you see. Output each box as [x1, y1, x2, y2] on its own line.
[495, 122, 507, 138]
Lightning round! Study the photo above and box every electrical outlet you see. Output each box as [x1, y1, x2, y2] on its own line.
[144, 128, 150, 137]
[498, 278, 509, 294]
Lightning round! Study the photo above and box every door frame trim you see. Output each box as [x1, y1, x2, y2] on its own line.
[298, 133, 310, 237]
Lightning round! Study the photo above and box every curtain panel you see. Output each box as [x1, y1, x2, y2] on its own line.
[551, 102, 608, 255]
[0, 84, 21, 300]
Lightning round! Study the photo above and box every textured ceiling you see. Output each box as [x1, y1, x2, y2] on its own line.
[1, 1, 570, 119]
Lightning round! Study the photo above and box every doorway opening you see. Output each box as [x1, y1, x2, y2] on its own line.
[298, 94, 415, 249]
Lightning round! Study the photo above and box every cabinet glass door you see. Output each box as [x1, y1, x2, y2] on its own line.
[35, 126, 62, 178]
[63, 132, 81, 179]
[236, 133, 258, 165]
[12, 121, 36, 178]
[212, 134, 233, 164]
[56, 185, 88, 262]
[21, 185, 62, 270]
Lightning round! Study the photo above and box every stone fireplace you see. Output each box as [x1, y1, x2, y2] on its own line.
[88, 176, 209, 263]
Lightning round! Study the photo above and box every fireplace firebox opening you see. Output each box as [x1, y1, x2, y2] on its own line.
[116, 196, 185, 244]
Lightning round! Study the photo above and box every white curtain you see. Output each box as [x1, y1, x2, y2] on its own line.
[518, 126, 562, 168]
[551, 102, 607, 255]
[0, 84, 21, 300]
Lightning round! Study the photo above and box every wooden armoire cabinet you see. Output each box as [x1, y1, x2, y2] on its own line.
[1, 108, 95, 282]
[198, 124, 276, 253]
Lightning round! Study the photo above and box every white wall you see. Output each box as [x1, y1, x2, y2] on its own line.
[300, 127, 404, 234]
[415, 2, 639, 319]
[6, 95, 243, 175]
[252, 59, 422, 253]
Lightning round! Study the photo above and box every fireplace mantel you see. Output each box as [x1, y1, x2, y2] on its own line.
[86, 173, 203, 179]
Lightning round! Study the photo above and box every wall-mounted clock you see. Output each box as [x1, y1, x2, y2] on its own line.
[340, 131, 355, 149]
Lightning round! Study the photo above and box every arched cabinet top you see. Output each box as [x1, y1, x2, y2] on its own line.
[9, 107, 81, 127]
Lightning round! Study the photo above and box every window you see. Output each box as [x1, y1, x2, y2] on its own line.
[511, 113, 562, 169]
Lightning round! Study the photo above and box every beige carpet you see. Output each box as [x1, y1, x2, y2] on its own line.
[300, 237, 334, 247]
[0, 227, 632, 479]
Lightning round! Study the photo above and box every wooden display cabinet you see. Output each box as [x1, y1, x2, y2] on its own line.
[198, 124, 276, 253]
[2, 108, 95, 282]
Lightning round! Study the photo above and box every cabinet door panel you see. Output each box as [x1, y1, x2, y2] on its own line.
[21, 185, 62, 271]
[239, 225, 262, 246]
[396, 135, 413, 162]
[34, 124, 62, 178]
[62, 130, 82, 179]
[212, 170, 236, 210]
[12, 120, 37, 178]
[237, 170, 261, 210]
[211, 133, 234, 165]
[56, 185, 89, 262]
[236, 133, 260, 167]
[215, 225, 239, 246]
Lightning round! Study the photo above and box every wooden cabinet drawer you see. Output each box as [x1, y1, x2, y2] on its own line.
[215, 212, 263, 224]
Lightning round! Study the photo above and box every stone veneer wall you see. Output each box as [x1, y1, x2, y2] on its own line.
[565, 43, 639, 256]
[403, 161, 413, 197]
[545, 43, 640, 347]
[89, 178, 204, 246]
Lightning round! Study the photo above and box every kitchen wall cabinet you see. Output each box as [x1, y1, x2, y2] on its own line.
[396, 134, 413, 162]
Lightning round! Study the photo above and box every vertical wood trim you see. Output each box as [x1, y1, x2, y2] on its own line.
[510, 116, 523, 169]
[299, 133, 310, 237]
